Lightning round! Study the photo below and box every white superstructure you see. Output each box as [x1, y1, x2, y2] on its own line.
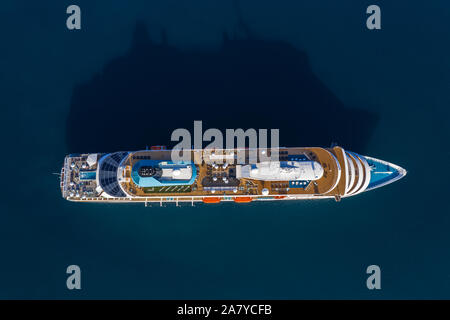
[236, 161, 324, 181]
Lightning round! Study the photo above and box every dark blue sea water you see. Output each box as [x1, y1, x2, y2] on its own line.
[1, 0, 449, 298]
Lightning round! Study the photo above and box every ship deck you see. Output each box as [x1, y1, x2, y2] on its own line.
[119, 147, 344, 199]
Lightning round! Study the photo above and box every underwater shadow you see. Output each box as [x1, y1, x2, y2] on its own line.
[66, 22, 378, 154]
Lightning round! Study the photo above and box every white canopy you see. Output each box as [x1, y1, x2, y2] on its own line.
[237, 161, 324, 181]
[160, 167, 192, 180]
[86, 153, 98, 167]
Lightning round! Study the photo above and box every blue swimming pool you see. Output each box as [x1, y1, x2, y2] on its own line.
[131, 160, 197, 187]
[79, 170, 97, 180]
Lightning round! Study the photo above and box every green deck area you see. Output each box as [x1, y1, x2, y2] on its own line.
[142, 185, 192, 194]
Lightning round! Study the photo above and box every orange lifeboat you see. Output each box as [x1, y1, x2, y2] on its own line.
[202, 197, 221, 204]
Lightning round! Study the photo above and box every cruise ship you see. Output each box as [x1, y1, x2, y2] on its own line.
[60, 146, 406, 205]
